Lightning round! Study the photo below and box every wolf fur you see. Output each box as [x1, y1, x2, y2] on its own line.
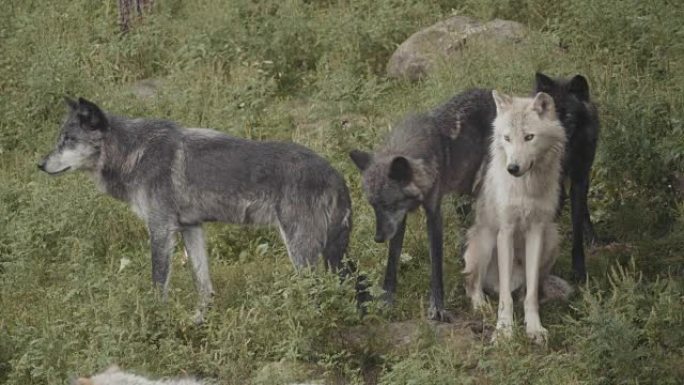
[462, 91, 571, 343]
[349, 89, 496, 321]
[535, 73, 600, 281]
[73, 365, 204, 385]
[39, 97, 353, 323]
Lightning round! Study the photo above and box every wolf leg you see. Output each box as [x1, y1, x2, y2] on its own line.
[181, 225, 214, 324]
[382, 216, 406, 306]
[570, 177, 589, 281]
[278, 218, 323, 271]
[149, 224, 177, 300]
[425, 201, 452, 322]
[494, 226, 515, 341]
[524, 223, 547, 344]
[463, 225, 496, 310]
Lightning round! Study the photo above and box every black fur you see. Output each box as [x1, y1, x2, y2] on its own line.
[535, 72, 600, 281]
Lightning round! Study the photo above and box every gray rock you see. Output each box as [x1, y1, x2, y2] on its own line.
[387, 16, 527, 81]
[130, 78, 162, 100]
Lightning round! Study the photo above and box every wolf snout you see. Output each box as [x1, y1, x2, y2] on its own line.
[507, 164, 520, 176]
[37, 158, 46, 171]
[374, 233, 386, 243]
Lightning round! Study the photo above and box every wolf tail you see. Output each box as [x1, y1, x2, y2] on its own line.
[540, 275, 574, 304]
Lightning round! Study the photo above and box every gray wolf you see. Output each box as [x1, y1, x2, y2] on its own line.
[39, 97, 353, 323]
[462, 91, 571, 343]
[535, 72, 600, 281]
[73, 365, 203, 385]
[349, 89, 496, 321]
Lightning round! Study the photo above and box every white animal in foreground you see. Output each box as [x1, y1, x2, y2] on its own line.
[463, 90, 572, 343]
[73, 365, 204, 385]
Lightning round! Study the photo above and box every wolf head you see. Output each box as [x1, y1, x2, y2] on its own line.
[491, 90, 566, 177]
[534, 72, 592, 138]
[38, 97, 109, 175]
[349, 151, 424, 242]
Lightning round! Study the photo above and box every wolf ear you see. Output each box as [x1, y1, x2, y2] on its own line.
[568, 74, 590, 101]
[389, 156, 412, 185]
[64, 96, 79, 110]
[532, 92, 556, 119]
[76, 98, 108, 131]
[349, 150, 372, 171]
[535, 72, 555, 93]
[492, 90, 512, 113]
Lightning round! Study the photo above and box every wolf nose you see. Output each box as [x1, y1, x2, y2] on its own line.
[37, 160, 46, 171]
[507, 164, 520, 175]
[374, 234, 385, 243]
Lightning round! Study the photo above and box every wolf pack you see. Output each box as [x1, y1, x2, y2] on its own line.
[39, 72, 600, 384]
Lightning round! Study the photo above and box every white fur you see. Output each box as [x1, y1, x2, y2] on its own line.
[463, 91, 568, 344]
[74, 365, 204, 385]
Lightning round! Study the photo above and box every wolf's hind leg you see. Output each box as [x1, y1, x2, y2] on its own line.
[149, 225, 177, 300]
[278, 218, 324, 271]
[463, 225, 496, 310]
[181, 225, 214, 324]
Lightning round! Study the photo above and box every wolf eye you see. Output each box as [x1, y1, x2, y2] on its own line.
[524, 134, 535, 141]
[503, 135, 510, 142]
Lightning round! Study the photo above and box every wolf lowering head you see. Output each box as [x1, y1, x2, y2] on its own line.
[491, 90, 566, 178]
[38, 97, 108, 175]
[349, 151, 426, 242]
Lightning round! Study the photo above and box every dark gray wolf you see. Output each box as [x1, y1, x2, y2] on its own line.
[463, 91, 572, 344]
[39, 97, 353, 323]
[535, 73, 600, 281]
[349, 89, 496, 321]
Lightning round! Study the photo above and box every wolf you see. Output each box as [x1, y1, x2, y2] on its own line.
[39, 97, 353, 323]
[73, 365, 204, 385]
[535, 73, 600, 281]
[349, 89, 496, 321]
[462, 91, 572, 343]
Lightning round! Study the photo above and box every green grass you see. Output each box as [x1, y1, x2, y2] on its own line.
[1, 0, 683, 384]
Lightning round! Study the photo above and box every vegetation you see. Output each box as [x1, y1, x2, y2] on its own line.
[0, 0, 682, 383]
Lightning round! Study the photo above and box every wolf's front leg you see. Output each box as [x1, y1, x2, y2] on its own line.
[425, 202, 453, 322]
[149, 225, 177, 300]
[524, 223, 547, 344]
[494, 226, 515, 341]
[382, 216, 406, 306]
[181, 225, 215, 325]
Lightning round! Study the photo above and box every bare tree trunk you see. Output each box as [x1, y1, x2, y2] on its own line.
[119, 0, 155, 33]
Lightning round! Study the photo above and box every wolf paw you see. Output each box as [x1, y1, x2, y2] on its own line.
[380, 291, 395, 307]
[526, 326, 548, 345]
[470, 292, 487, 311]
[428, 307, 455, 323]
[491, 319, 514, 343]
[191, 310, 205, 326]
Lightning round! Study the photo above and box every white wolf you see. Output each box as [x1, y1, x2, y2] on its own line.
[72, 365, 204, 385]
[462, 90, 572, 343]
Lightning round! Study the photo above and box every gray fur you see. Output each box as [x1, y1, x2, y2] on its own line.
[40, 97, 352, 323]
[350, 89, 496, 321]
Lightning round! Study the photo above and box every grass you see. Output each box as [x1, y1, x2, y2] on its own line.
[0, 0, 683, 384]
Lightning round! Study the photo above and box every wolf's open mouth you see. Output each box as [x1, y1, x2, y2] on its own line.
[46, 166, 71, 175]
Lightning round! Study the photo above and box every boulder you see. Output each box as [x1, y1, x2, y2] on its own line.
[387, 16, 527, 81]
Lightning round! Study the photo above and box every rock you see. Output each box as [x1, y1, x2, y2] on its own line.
[130, 78, 161, 100]
[339, 317, 484, 355]
[387, 16, 527, 81]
